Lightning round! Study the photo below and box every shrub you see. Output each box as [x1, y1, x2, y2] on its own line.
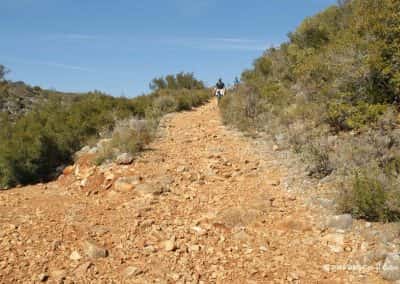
[0, 73, 210, 188]
[304, 142, 334, 178]
[153, 95, 178, 113]
[218, 0, 400, 224]
[175, 92, 193, 111]
[339, 171, 400, 222]
[326, 102, 387, 131]
[219, 88, 255, 131]
[94, 118, 152, 165]
[150, 72, 205, 91]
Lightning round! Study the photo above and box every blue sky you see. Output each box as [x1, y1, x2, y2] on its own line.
[1, 0, 337, 97]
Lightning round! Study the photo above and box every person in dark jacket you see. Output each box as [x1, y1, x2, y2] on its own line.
[216, 78, 225, 90]
[214, 78, 226, 102]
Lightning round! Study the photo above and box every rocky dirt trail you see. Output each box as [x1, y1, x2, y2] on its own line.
[0, 100, 388, 283]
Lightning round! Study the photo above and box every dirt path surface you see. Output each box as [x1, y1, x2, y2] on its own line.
[0, 100, 386, 283]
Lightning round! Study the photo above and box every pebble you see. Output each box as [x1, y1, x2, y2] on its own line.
[123, 266, 143, 278]
[38, 273, 49, 282]
[83, 241, 108, 258]
[116, 153, 134, 165]
[164, 240, 177, 252]
[189, 245, 201, 252]
[70, 251, 82, 261]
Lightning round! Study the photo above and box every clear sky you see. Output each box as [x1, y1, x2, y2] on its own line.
[1, 0, 337, 97]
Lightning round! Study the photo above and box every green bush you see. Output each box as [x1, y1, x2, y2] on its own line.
[175, 92, 193, 111]
[150, 72, 205, 91]
[152, 95, 178, 113]
[326, 102, 387, 131]
[219, 88, 256, 131]
[339, 171, 400, 222]
[94, 119, 152, 165]
[0, 76, 210, 188]
[304, 142, 333, 178]
[218, 0, 400, 223]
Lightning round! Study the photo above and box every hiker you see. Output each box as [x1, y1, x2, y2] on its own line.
[214, 78, 226, 102]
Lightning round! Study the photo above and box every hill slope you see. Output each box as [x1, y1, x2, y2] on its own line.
[0, 100, 388, 283]
[0, 81, 79, 118]
[220, 0, 400, 222]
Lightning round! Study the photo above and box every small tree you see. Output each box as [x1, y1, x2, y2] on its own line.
[149, 77, 167, 90]
[149, 72, 205, 91]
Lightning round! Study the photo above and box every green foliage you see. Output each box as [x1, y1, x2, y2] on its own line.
[304, 143, 333, 178]
[0, 74, 210, 188]
[149, 72, 205, 91]
[222, 0, 399, 133]
[354, 0, 400, 103]
[326, 101, 387, 131]
[219, 0, 400, 222]
[0, 92, 130, 187]
[254, 57, 273, 77]
[339, 171, 400, 222]
[94, 119, 153, 165]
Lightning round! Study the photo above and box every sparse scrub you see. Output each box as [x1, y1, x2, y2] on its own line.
[326, 102, 387, 131]
[304, 142, 334, 178]
[219, 0, 400, 221]
[94, 118, 152, 165]
[0, 73, 210, 188]
[339, 171, 400, 222]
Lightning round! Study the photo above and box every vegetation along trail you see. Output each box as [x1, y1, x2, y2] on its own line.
[0, 99, 387, 283]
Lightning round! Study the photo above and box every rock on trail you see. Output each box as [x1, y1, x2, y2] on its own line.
[0, 99, 388, 283]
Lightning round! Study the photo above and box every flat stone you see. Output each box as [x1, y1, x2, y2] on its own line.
[326, 214, 353, 230]
[91, 225, 110, 236]
[123, 266, 142, 278]
[324, 233, 344, 245]
[62, 166, 75, 176]
[114, 177, 139, 192]
[164, 240, 177, 252]
[315, 198, 335, 209]
[189, 245, 201, 252]
[156, 176, 174, 186]
[191, 226, 207, 236]
[176, 166, 187, 173]
[116, 153, 134, 165]
[136, 183, 167, 196]
[70, 250, 81, 261]
[382, 253, 400, 281]
[83, 241, 108, 258]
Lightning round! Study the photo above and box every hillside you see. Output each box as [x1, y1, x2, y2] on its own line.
[0, 72, 209, 189]
[220, 0, 400, 222]
[0, 100, 390, 283]
[0, 80, 79, 119]
[2, 0, 400, 283]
